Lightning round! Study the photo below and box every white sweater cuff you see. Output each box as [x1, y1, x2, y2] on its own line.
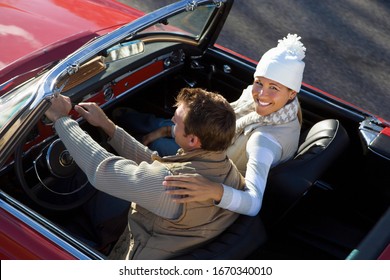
[215, 184, 233, 209]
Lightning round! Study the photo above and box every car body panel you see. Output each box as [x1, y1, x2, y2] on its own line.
[0, 191, 106, 260]
[0, 0, 144, 85]
[0, 207, 76, 260]
[379, 245, 390, 260]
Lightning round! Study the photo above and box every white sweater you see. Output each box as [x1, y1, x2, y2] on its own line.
[217, 86, 300, 216]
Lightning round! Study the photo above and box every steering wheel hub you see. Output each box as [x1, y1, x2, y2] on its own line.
[46, 139, 77, 178]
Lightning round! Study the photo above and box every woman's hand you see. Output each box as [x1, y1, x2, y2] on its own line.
[163, 173, 224, 203]
[142, 127, 165, 146]
[142, 126, 171, 146]
[74, 102, 116, 138]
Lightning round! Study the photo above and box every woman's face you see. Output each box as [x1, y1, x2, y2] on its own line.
[252, 76, 297, 116]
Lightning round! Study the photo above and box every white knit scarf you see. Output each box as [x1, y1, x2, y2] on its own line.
[232, 85, 298, 142]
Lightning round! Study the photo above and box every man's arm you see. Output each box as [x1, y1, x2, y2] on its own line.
[54, 117, 181, 219]
[74, 102, 156, 164]
[44, 95, 181, 219]
[108, 126, 155, 164]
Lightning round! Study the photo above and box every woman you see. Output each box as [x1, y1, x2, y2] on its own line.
[119, 34, 306, 216]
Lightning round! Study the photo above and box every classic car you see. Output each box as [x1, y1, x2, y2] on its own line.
[0, 0, 389, 260]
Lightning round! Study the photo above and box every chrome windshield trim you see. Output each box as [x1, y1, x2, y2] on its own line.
[0, 191, 104, 260]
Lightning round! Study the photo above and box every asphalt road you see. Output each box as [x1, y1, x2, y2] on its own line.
[119, 0, 390, 121]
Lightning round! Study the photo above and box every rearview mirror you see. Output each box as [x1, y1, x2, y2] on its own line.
[105, 40, 145, 62]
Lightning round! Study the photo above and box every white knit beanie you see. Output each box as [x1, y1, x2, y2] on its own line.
[254, 34, 306, 92]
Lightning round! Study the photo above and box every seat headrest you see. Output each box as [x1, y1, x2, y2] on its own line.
[297, 119, 344, 157]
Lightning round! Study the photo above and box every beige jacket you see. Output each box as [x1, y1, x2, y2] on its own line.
[113, 149, 245, 259]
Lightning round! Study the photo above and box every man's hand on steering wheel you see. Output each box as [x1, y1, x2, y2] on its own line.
[74, 102, 116, 138]
[45, 94, 72, 122]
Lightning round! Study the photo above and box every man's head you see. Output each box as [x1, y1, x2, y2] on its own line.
[172, 88, 235, 152]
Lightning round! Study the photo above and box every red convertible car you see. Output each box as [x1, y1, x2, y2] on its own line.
[0, 0, 389, 260]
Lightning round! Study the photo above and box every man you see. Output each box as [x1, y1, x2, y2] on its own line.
[45, 87, 244, 259]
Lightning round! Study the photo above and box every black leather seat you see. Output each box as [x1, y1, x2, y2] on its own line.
[260, 119, 349, 227]
[173, 214, 266, 260]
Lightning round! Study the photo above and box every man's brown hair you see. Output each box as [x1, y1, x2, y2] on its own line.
[175, 88, 235, 151]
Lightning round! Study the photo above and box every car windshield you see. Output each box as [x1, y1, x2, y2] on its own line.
[138, 4, 216, 39]
[0, 78, 38, 128]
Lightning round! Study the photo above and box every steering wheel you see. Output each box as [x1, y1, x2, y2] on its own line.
[14, 136, 97, 211]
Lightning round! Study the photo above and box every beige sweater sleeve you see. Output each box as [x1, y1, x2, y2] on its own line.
[54, 117, 181, 219]
[108, 126, 155, 164]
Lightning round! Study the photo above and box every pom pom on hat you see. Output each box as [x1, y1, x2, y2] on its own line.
[254, 34, 306, 92]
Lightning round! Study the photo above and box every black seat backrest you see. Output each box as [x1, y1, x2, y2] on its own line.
[260, 119, 349, 227]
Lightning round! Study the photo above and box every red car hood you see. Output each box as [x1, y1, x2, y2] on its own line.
[0, 0, 143, 84]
